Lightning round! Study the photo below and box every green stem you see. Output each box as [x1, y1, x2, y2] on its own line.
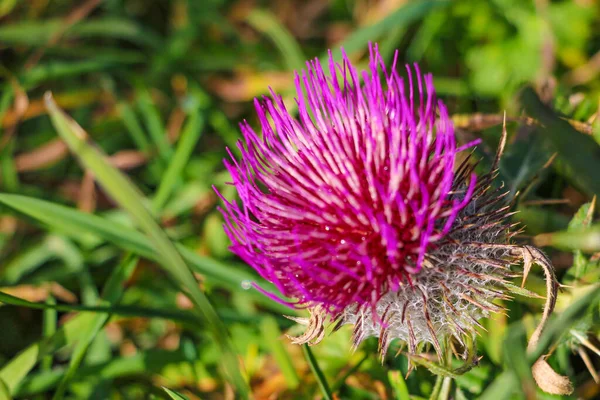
[438, 377, 452, 400]
[429, 374, 443, 400]
[302, 344, 333, 400]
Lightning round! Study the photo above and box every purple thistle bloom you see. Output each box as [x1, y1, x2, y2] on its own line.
[216, 44, 573, 394]
[216, 44, 477, 316]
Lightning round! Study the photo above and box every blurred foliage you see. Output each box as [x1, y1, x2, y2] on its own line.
[0, 0, 599, 399]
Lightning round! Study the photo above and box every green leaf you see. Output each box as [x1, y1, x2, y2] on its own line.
[504, 282, 545, 299]
[388, 371, 410, 400]
[0, 18, 159, 47]
[405, 355, 459, 379]
[0, 0, 17, 18]
[327, 0, 448, 59]
[163, 387, 190, 400]
[529, 284, 600, 363]
[15, 350, 189, 396]
[152, 111, 204, 212]
[479, 372, 516, 400]
[0, 252, 140, 395]
[520, 87, 600, 197]
[246, 10, 306, 71]
[0, 193, 292, 314]
[0, 312, 93, 393]
[43, 93, 249, 397]
[260, 317, 300, 389]
[565, 199, 596, 279]
[568, 200, 596, 231]
[41, 295, 57, 372]
[534, 225, 600, 253]
[503, 324, 535, 397]
[51, 257, 137, 399]
[0, 378, 11, 400]
[0, 289, 199, 324]
[136, 88, 172, 164]
[499, 132, 553, 198]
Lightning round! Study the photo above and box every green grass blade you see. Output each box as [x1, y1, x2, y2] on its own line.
[246, 9, 306, 71]
[163, 387, 190, 400]
[520, 87, 600, 197]
[0, 289, 199, 324]
[0, 378, 11, 400]
[534, 225, 600, 253]
[0, 0, 17, 18]
[44, 93, 249, 397]
[0, 193, 154, 257]
[1, 236, 56, 284]
[503, 325, 535, 397]
[0, 193, 295, 314]
[136, 88, 172, 163]
[118, 102, 153, 153]
[22, 60, 115, 87]
[0, 140, 18, 191]
[68, 18, 161, 47]
[0, 18, 159, 47]
[528, 283, 600, 363]
[41, 296, 56, 372]
[0, 194, 252, 289]
[0, 313, 92, 393]
[478, 372, 516, 400]
[51, 257, 138, 399]
[302, 344, 333, 400]
[16, 349, 190, 396]
[327, 0, 448, 60]
[0, 251, 139, 395]
[152, 111, 203, 212]
[260, 317, 300, 389]
[388, 371, 410, 400]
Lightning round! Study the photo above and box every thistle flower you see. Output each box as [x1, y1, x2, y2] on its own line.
[216, 44, 572, 395]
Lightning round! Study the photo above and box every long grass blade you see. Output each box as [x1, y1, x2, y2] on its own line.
[388, 371, 410, 400]
[51, 256, 138, 399]
[163, 387, 190, 400]
[246, 9, 306, 71]
[260, 316, 300, 389]
[0, 288, 199, 324]
[520, 87, 600, 197]
[0, 193, 292, 313]
[44, 92, 249, 397]
[16, 349, 190, 397]
[326, 0, 447, 60]
[152, 111, 203, 211]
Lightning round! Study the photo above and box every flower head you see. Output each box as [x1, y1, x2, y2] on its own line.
[217, 45, 478, 316]
[216, 44, 571, 394]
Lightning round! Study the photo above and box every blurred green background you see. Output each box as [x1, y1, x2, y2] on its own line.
[0, 0, 599, 399]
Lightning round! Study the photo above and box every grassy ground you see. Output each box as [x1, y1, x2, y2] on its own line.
[0, 0, 599, 399]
